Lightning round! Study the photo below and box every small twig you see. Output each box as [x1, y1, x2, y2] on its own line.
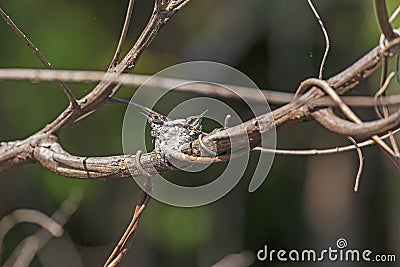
[347, 136, 364, 192]
[255, 128, 400, 156]
[110, 0, 136, 67]
[307, 0, 330, 79]
[162, 0, 191, 13]
[374, 72, 400, 157]
[104, 191, 149, 267]
[104, 150, 151, 267]
[390, 2, 400, 82]
[396, 53, 400, 83]
[374, 71, 394, 118]
[0, 7, 78, 109]
[104, 192, 150, 267]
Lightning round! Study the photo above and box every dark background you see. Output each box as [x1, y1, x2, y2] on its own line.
[1, 0, 399, 266]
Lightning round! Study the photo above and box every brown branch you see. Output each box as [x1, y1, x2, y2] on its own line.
[103, 151, 152, 266]
[254, 128, 400, 156]
[307, 0, 330, 79]
[31, 136, 172, 178]
[347, 136, 363, 192]
[373, 4, 400, 155]
[374, 0, 398, 40]
[104, 187, 150, 266]
[0, 7, 78, 109]
[375, 71, 400, 156]
[36, 0, 191, 136]
[313, 108, 400, 168]
[104, 198, 149, 266]
[312, 108, 400, 139]
[110, 0, 136, 67]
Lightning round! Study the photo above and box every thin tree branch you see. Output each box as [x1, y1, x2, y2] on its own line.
[375, 0, 398, 40]
[347, 136, 363, 192]
[104, 151, 151, 266]
[374, 71, 394, 118]
[35, 0, 192, 136]
[0, 7, 78, 109]
[104, 187, 150, 266]
[313, 108, 400, 138]
[3, 68, 400, 107]
[254, 128, 400, 156]
[375, 72, 400, 156]
[307, 0, 330, 79]
[110, 0, 136, 67]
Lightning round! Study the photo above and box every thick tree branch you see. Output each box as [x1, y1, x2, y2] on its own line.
[31, 136, 172, 179]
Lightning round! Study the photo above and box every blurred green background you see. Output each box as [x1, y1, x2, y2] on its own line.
[1, 0, 400, 266]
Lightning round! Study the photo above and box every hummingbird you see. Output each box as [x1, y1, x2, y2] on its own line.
[107, 97, 207, 163]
